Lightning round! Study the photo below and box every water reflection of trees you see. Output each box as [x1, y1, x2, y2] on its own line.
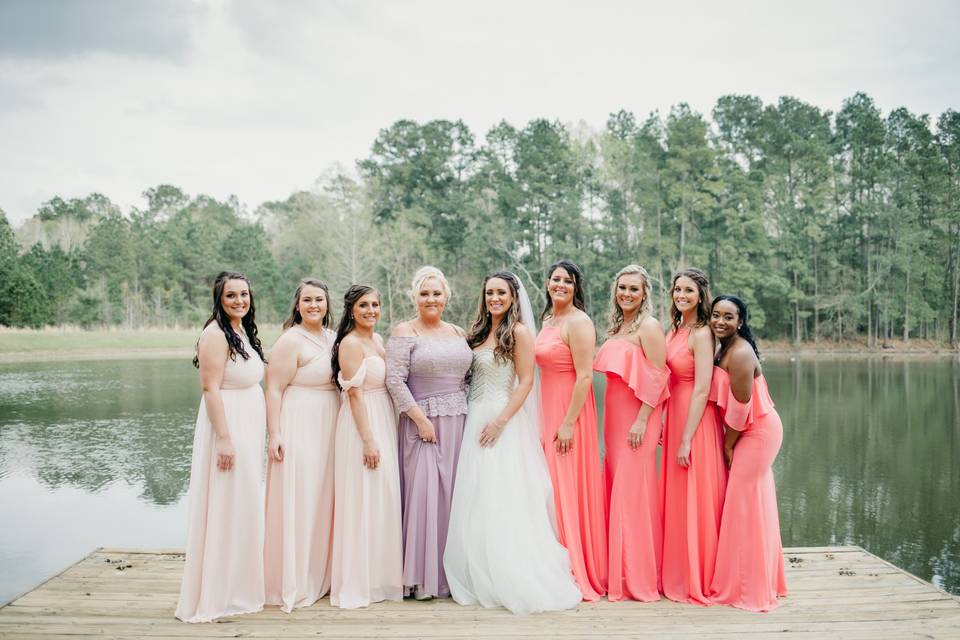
[772, 359, 960, 595]
[2, 358, 957, 594]
[0, 360, 196, 505]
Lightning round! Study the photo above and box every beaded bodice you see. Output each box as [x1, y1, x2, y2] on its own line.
[467, 349, 517, 402]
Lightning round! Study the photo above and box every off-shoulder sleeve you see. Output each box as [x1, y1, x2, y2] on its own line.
[338, 358, 368, 391]
[385, 337, 417, 414]
[593, 340, 670, 408]
[710, 367, 775, 431]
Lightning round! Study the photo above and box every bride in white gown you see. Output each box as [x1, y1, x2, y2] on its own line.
[444, 271, 582, 615]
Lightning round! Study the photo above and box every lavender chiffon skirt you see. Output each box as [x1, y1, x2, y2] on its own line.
[398, 412, 466, 598]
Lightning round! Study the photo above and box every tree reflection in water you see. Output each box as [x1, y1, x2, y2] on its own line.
[0, 357, 957, 595]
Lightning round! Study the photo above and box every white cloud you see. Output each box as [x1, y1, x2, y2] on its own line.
[0, 0, 957, 224]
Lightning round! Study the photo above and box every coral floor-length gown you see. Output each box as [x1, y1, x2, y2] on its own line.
[535, 326, 607, 601]
[594, 338, 669, 602]
[708, 367, 787, 611]
[660, 327, 727, 605]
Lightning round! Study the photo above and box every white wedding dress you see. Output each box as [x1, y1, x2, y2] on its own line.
[443, 348, 582, 614]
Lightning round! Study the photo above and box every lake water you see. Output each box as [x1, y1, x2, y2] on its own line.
[0, 357, 958, 603]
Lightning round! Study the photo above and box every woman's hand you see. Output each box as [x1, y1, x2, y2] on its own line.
[215, 435, 236, 472]
[676, 438, 692, 468]
[479, 419, 505, 447]
[724, 445, 734, 468]
[628, 419, 646, 450]
[554, 421, 575, 455]
[416, 418, 437, 444]
[362, 439, 381, 470]
[268, 433, 284, 462]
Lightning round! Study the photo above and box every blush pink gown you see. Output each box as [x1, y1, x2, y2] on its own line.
[659, 327, 727, 605]
[263, 327, 339, 611]
[176, 328, 266, 623]
[330, 356, 403, 609]
[593, 338, 669, 602]
[708, 367, 787, 611]
[535, 326, 607, 601]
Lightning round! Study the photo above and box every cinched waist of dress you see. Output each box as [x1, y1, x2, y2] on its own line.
[220, 384, 262, 391]
[287, 383, 338, 392]
[407, 377, 467, 400]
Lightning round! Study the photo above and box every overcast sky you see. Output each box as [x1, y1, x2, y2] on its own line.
[1, 0, 958, 224]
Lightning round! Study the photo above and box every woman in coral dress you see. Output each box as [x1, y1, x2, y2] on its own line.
[708, 296, 787, 611]
[593, 265, 669, 602]
[263, 279, 339, 611]
[534, 259, 607, 601]
[386, 267, 472, 601]
[176, 271, 267, 623]
[329, 285, 403, 609]
[660, 267, 727, 605]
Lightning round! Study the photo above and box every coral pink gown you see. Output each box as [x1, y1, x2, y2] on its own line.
[535, 325, 607, 601]
[708, 367, 787, 611]
[593, 338, 669, 602]
[659, 327, 727, 605]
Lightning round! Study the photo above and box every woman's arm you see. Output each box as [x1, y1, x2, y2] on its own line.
[385, 329, 436, 444]
[555, 314, 597, 455]
[628, 318, 667, 449]
[339, 338, 380, 470]
[676, 325, 715, 468]
[722, 344, 756, 466]
[479, 325, 535, 447]
[264, 332, 299, 462]
[198, 327, 233, 472]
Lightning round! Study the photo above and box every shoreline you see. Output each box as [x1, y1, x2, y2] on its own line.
[2, 344, 958, 365]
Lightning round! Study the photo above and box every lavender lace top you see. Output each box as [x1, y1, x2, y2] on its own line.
[385, 336, 472, 417]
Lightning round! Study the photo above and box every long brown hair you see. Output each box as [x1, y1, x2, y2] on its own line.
[606, 264, 652, 336]
[193, 271, 265, 368]
[330, 285, 379, 390]
[669, 267, 712, 329]
[282, 278, 333, 330]
[467, 271, 522, 363]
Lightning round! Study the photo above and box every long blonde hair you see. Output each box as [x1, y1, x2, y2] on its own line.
[607, 264, 652, 337]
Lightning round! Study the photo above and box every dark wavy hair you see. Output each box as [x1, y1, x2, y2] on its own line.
[331, 284, 379, 390]
[467, 271, 523, 363]
[193, 271, 265, 368]
[669, 267, 712, 329]
[282, 278, 333, 330]
[712, 295, 760, 360]
[540, 259, 587, 322]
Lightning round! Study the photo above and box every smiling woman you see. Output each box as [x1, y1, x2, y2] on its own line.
[177, 271, 268, 623]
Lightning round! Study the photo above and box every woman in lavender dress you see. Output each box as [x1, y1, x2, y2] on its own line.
[386, 266, 472, 600]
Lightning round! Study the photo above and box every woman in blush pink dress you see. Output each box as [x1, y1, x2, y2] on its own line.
[707, 296, 787, 612]
[534, 259, 607, 601]
[176, 272, 267, 623]
[593, 265, 668, 602]
[329, 285, 403, 609]
[263, 279, 339, 612]
[660, 267, 726, 605]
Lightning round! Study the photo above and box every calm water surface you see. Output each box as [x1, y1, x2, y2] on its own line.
[0, 358, 958, 603]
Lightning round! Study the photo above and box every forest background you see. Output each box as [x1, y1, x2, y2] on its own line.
[2, 91, 959, 346]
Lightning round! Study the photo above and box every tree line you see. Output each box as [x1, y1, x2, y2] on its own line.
[2, 92, 959, 345]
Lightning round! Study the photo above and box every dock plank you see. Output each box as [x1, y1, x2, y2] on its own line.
[1, 547, 957, 639]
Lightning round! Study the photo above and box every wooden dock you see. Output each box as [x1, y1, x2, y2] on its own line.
[0, 546, 957, 639]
